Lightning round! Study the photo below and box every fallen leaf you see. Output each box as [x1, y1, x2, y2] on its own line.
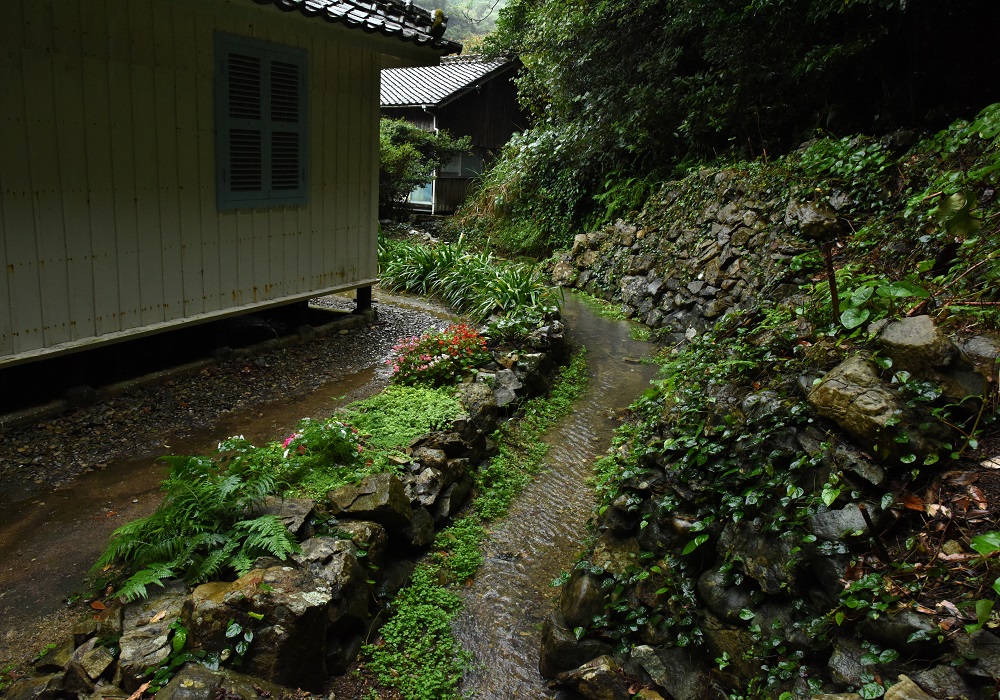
[982, 457, 1000, 470]
[90, 600, 106, 611]
[969, 485, 988, 509]
[943, 472, 979, 485]
[915, 604, 936, 614]
[937, 551, 976, 562]
[125, 682, 150, 700]
[902, 494, 925, 511]
[149, 610, 167, 624]
[937, 600, 962, 617]
[926, 503, 952, 519]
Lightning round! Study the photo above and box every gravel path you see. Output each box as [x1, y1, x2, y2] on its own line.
[0, 293, 451, 493]
[0, 291, 454, 672]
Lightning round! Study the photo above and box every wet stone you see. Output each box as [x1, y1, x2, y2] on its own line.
[554, 655, 632, 700]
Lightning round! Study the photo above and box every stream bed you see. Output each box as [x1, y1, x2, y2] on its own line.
[452, 294, 660, 699]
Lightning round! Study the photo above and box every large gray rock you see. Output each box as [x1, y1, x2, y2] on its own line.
[334, 520, 388, 569]
[875, 316, 957, 370]
[327, 473, 412, 535]
[717, 523, 805, 594]
[292, 536, 369, 628]
[828, 637, 865, 687]
[117, 581, 189, 691]
[785, 200, 842, 240]
[809, 504, 872, 541]
[253, 496, 314, 539]
[559, 570, 607, 629]
[912, 664, 983, 700]
[554, 655, 632, 700]
[859, 608, 944, 656]
[631, 645, 709, 700]
[954, 630, 1000, 680]
[3, 674, 64, 700]
[455, 381, 500, 435]
[184, 566, 332, 691]
[697, 566, 755, 624]
[884, 675, 936, 700]
[808, 356, 946, 462]
[432, 474, 474, 522]
[153, 663, 299, 700]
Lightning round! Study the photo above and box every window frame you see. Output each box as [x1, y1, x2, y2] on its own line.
[215, 33, 308, 210]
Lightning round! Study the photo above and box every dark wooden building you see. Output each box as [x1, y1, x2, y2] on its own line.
[380, 55, 525, 214]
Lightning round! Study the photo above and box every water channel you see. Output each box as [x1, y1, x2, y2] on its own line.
[453, 294, 659, 698]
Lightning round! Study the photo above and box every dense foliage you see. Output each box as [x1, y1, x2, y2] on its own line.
[458, 0, 1000, 253]
[378, 234, 559, 338]
[379, 118, 470, 216]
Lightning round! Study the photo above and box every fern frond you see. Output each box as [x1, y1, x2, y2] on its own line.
[186, 537, 238, 584]
[234, 516, 299, 562]
[115, 562, 177, 602]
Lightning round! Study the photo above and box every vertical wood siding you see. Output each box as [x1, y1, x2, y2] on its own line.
[0, 0, 380, 365]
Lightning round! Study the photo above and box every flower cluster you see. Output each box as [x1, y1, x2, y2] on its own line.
[387, 323, 490, 387]
[282, 419, 363, 463]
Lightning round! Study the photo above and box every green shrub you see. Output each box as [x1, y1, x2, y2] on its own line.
[363, 565, 469, 700]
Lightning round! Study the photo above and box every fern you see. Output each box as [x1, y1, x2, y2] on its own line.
[116, 563, 177, 603]
[91, 450, 295, 600]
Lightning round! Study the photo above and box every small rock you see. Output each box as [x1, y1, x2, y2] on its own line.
[884, 675, 936, 700]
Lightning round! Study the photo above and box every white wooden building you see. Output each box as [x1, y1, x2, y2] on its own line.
[0, 0, 460, 368]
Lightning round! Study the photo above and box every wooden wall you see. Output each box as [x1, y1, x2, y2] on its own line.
[0, 0, 381, 366]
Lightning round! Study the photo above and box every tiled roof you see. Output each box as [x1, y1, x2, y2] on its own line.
[381, 54, 514, 107]
[254, 0, 463, 55]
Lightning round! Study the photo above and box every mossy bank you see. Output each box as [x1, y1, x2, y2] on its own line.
[543, 106, 1000, 699]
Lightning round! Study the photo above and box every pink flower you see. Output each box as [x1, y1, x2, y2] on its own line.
[282, 433, 300, 448]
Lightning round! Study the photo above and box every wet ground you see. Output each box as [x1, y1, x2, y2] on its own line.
[0, 291, 456, 671]
[452, 294, 660, 699]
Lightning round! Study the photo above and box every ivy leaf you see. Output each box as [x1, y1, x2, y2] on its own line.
[840, 306, 871, 330]
[821, 484, 841, 507]
[970, 532, 1000, 556]
[171, 626, 188, 654]
[682, 534, 709, 555]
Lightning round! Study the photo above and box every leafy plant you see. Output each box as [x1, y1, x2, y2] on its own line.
[378, 236, 559, 329]
[93, 447, 298, 601]
[379, 118, 470, 217]
[341, 386, 464, 450]
[363, 565, 469, 700]
[387, 324, 490, 387]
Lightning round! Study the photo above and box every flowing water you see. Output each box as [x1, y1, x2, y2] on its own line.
[453, 294, 660, 699]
